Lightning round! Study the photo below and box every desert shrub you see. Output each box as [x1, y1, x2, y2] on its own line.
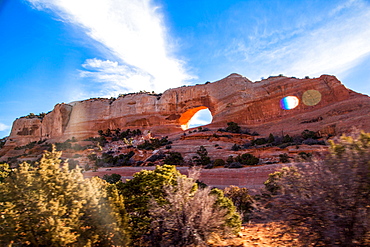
[149, 176, 241, 246]
[302, 138, 326, 145]
[192, 146, 211, 166]
[67, 159, 79, 170]
[204, 163, 214, 169]
[0, 147, 130, 246]
[225, 122, 241, 133]
[259, 131, 370, 246]
[235, 153, 259, 166]
[14, 141, 37, 150]
[301, 129, 318, 139]
[227, 162, 243, 168]
[146, 153, 166, 163]
[84, 164, 91, 171]
[92, 151, 135, 167]
[224, 186, 254, 222]
[279, 153, 290, 163]
[282, 134, 293, 143]
[267, 133, 275, 143]
[137, 137, 171, 150]
[84, 136, 108, 147]
[102, 173, 122, 184]
[0, 163, 11, 183]
[163, 151, 184, 165]
[251, 138, 267, 146]
[210, 188, 242, 231]
[22, 112, 47, 119]
[117, 165, 183, 244]
[226, 155, 234, 164]
[0, 138, 6, 149]
[263, 166, 297, 196]
[297, 151, 312, 161]
[251, 131, 259, 136]
[231, 143, 241, 151]
[213, 159, 226, 167]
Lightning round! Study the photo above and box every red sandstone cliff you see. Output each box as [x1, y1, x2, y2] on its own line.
[4, 74, 370, 147]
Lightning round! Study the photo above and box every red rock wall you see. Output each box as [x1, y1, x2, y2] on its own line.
[5, 73, 370, 147]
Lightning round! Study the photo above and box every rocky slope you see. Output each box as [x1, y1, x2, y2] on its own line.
[2, 73, 370, 150]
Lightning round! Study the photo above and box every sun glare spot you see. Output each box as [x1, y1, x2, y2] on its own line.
[302, 90, 322, 106]
[280, 96, 299, 110]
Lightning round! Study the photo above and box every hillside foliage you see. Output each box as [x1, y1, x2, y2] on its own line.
[117, 165, 241, 246]
[0, 147, 130, 246]
[259, 131, 370, 246]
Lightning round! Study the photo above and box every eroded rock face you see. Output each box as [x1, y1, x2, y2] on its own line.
[5, 73, 370, 147]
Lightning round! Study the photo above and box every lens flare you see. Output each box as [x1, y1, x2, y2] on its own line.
[280, 96, 299, 110]
[302, 90, 322, 106]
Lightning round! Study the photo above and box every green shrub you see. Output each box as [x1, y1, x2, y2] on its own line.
[226, 122, 241, 133]
[267, 133, 275, 143]
[224, 186, 254, 222]
[260, 131, 370, 246]
[251, 138, 267, 146]
[235, 153, 259, 166]
[102, 173, 122, 184]
[227, 155, 234, 164]
[0, 147, 130, 246]
[231, 143, 241, 151]
[14, 141, 37, 150]
[192, 146, 211, 166]
[117, 165, 183, 244]
[279, 153, 290, 163]
[163, 152, 184, 165]
[149, 176, 241, 246]
[213, 159, 226, 167]
[137, 137, 171, 150]
[301, 129, 317, 140]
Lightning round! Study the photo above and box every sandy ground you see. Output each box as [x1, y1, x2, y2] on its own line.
[209, 221, 300, 246]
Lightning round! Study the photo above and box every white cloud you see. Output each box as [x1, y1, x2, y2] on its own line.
[80, 58, 156, 97]
[0, 123, 9, 131]
[234, 0, 370, 81]
[27, 0, 194, 95]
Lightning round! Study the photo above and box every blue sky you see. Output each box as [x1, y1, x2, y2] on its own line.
[1, 0, 370, 138]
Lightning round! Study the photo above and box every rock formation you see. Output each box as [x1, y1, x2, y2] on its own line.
[4, 73, 370, 148]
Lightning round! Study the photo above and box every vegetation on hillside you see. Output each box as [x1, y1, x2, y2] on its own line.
[117, 165, 241, 246]
[0, 147, 131, 246]
[259, 131, 370, 246]
[21, 112, 49, 119]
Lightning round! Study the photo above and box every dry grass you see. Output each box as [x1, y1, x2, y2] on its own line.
[209, 221, 301, 247]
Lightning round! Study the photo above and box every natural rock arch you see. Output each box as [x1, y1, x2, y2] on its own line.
[179, 106, 211, 130]
[4, 73, 370, 147]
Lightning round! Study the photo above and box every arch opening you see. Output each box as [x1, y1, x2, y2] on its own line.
[179, 106, 213, 130]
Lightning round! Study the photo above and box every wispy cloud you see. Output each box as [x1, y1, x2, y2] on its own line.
[27, 0, 194, 96]
[80, 58, 156, 96]
[233, 0, 370, 80]
[0, 122, 9, 132]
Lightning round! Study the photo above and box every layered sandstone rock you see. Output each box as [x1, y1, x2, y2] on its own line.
[4, 73, 370, 148]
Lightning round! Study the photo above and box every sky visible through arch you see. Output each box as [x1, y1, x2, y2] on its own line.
[1, 0, 370, 138]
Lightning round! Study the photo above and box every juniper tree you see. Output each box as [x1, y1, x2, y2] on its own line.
[0, 146, 130, 246]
